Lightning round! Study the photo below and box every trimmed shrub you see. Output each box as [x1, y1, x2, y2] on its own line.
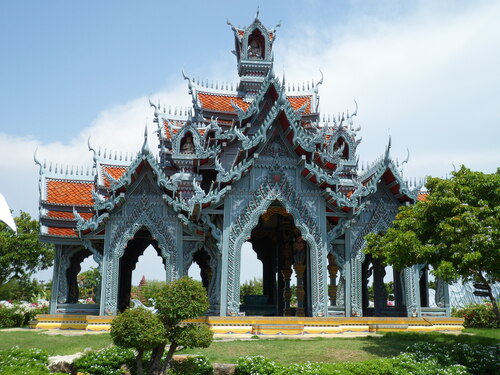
[73, 346, 136, 375]
[0, 304, 48, 328]
[0, 307, 24, 328]
[168, 355, 213, 375]
[452, 303, 499, 328]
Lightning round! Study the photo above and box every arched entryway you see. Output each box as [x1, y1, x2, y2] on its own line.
[117, 228, 167, 312]
[361, 254, 406, 316]
[239, 201, 312, 317]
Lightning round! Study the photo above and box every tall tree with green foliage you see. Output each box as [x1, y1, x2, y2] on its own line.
[0, 211, 54, 287]
[110, 276, 213, 375]
[365, 166, 500, 320]
[77, 267, 100, 301]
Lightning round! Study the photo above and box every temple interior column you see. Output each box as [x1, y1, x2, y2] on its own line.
[327, 253, 338, 306]
[281, 242, 293, 316]
[293, 237, 307, 317]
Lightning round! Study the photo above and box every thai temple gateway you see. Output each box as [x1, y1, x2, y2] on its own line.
[36, 15, 451, 319]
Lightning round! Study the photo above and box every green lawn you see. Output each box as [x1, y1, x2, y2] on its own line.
[0, 329, 497, 364]
[0, 330, 112, 355]
[179, 330, 500, 364]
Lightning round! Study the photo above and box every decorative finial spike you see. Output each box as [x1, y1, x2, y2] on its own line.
[141, 124, 150, 155]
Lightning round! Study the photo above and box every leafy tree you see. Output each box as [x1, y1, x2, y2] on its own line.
[0, 277, 46, 302]
[110, 307, 165, 375]
[140, 280, 168, 306]
[365, 166, 500, 320]
[111, 277, 213, 375]
[0, 211, 54, 287]
[240, 277, 263, 303]
[77, 267, 100, 302]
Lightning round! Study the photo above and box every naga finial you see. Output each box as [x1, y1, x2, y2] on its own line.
[351, 99, 358, 117]
[88, 136, 98, 162]
[34, 147, 43, 173]
[226, 19, 237, 32]
[317, 70, 324, 86]
[401, 148, 410, 165]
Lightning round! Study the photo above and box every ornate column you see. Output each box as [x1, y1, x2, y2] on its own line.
[403, 266, 420, 317]
[49, 245, 63, 314]
[327, 253, 339, 306]
[281, 242, 293, 316]
[99, 225, 120, 316]
[293, 237, 307, 317]
[373, 259, 387, 315]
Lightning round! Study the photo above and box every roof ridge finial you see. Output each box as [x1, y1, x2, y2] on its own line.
[255, 6, 259, 20]
[34, 147, 44, 173]
[142, 123, 150, 155]
[88, 136, 98, 162]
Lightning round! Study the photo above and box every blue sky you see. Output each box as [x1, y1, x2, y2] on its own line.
[1, 0, 499, 284]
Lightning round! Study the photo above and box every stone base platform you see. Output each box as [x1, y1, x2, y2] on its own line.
[30, 315, 464, 335]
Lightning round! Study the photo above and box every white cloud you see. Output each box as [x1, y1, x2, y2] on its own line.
[275, 0, 500, 177]
[0, 83, 190, 218]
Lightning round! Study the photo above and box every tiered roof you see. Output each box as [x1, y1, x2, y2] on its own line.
[37, 14, 422, 241]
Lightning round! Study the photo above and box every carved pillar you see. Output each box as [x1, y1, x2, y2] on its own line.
[403, 266, 420, 317]
[419, 265, 429, 308]
[327, 253, 339, 306]
[99, 236, 120, 316]
[435, 277, 450, 316]
[361, 259, 372, 310]
[373, 259, 387, 316]
[281, 242, 293, 316]
[49, 245, 63, 313]
[293, 237, 306, 317]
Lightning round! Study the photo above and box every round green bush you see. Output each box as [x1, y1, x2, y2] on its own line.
[111, 307, 165, 352]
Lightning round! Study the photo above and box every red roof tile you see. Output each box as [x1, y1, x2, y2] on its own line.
[47, 227, 78, 237]
[198, 93, 250, 112]
[417, 193, 429, 202]
[46, 179, 94, 206]
[47, 211, 94, 220]
[288, 96, 311, 114]
[102, 165, 127, 187]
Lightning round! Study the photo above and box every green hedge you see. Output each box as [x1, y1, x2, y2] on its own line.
[0, 305, 48, 328]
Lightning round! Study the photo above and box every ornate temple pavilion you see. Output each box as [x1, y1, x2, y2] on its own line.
[36, 15, 450, 319]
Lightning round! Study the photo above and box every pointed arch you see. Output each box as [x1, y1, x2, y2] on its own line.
[225, 172, 327, 317]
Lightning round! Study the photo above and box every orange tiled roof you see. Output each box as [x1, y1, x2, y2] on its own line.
[162, 119, 183, 139]
[47, 211, 94, 220]
[288, 96, 311, 114]
[417, 192, 429, 202]
[102, 165, 127, 187]
[46, 179, 94, 206]
[47, 227, 77, 237]
[198, 93, 250, 112]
